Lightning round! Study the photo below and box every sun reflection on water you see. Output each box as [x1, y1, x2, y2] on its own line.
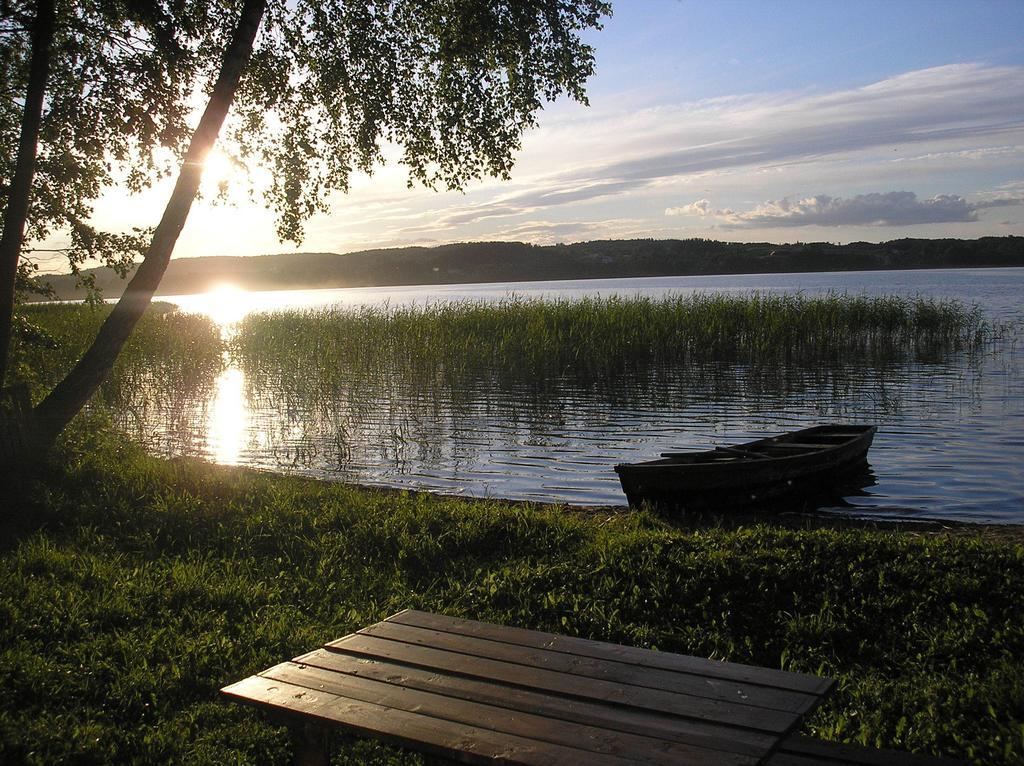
[207, 365, 247, 465]
[190, 284, 252, 465]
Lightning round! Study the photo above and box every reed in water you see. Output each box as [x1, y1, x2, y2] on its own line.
[233, 292, 988, 382]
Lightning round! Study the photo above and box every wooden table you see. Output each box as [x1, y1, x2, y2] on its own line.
[222, 609, 836, 765]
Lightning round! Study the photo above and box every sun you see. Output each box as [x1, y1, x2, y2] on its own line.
[202, 147, 249, 190]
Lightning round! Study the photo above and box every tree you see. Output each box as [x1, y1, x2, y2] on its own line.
[0, 0, 611, 453]
[1, 0, 217, 376]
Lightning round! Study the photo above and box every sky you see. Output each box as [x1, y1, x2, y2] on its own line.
[85, 0, 1024, 261]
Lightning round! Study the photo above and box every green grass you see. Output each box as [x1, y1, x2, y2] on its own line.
[1, 426, 1022, 765]
[234, 293, 988, 383]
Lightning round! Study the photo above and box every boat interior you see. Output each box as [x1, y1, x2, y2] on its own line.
[658, 425, 874, 464]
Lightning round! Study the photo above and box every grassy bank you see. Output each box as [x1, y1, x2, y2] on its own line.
[1, 427, 1022, 765]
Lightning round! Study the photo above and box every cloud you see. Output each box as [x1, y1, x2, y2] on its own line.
[885, 145, 1023, 165]
[274, 63, 1024, 253]
[489, 217, 654, 244]
[429, 180, 647, 229]
[407, 63, 1024, 229]
[580, 65, 1024, 185]
[971, 197, 1024, 211]
[665, 199, 711, 216]
[473, 219, 608, 244]
[680, 191, 1024, 229]
[493, 220, 607, 239]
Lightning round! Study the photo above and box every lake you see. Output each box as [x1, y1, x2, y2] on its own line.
[146, 267, 1023, 524]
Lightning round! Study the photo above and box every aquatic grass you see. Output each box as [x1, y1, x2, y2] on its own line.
[229, 293, 990, 432]
[1, 427, 1022, 764]
[9, 303, 225, 437]
[233, 292, 988, 385]
[13, 294, 989, 407]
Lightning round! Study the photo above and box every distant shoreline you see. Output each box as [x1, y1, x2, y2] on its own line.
[34, 235, 1024, 300]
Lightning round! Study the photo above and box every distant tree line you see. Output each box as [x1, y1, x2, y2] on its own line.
[37, 236, 1024, 300]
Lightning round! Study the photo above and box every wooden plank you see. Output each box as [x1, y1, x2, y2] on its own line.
[356, 620, 819, 715]
[324, 633, 799, 733]
[221, 675, 646, 766]
[386, 610, 834, 696]
[262, 661, 759, 766]
[295, 648, 777, 757]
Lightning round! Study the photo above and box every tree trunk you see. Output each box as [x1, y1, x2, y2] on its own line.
[30, 0, 267, 448]
[0, 0, 57, 387]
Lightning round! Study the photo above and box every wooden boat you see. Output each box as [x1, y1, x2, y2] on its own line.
[614, 424, 877, 512]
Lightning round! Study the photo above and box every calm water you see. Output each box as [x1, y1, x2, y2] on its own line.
[145, 268, 1023, 524]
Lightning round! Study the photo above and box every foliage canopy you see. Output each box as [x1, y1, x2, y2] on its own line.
[1, 0, 610, 286]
